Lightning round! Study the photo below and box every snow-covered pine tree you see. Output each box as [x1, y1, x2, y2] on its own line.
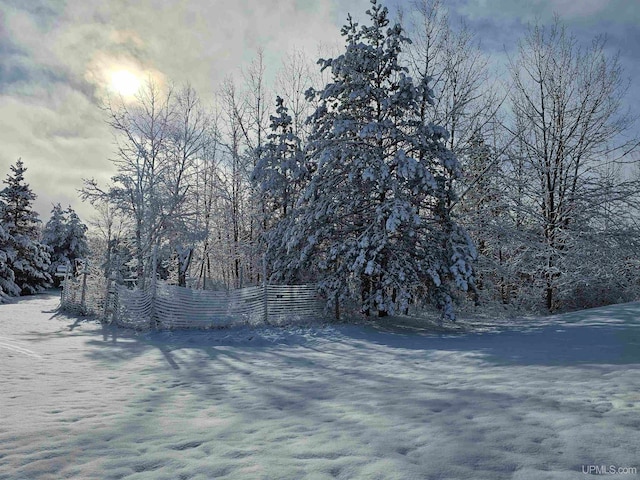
[42, 204, 89, 286]
[253, 96, 307, 223]
[252, 96, 309, 278]
[42, 203, 66, 279]
[279, 0, 476, 319]
[251, 96, 309, 280]
[66, 207, 89, 262]
[0, 212, 20, 302]
[0, 159, 51, 295]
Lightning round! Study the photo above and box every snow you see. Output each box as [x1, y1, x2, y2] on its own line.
[1, 293, 639, 479]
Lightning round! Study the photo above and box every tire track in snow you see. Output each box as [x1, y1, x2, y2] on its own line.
[0, 337, 42, 359]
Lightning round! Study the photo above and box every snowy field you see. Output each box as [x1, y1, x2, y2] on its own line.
[1, 293, 639, 480]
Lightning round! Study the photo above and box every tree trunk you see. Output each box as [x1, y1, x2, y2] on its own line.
[378, 276, 388, 317]
[136, 223, 144, 289]
[361, 275, 371, 317]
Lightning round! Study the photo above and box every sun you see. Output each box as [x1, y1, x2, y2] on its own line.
[109, 69, 141, 96]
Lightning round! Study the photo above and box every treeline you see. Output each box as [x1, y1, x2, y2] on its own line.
[0, 159, 89, 302]
[81, 0, 640, 318]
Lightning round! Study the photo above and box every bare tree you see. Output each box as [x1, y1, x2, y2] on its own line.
[218, 78, 252, 288]
[82, 79, 175, 288]
[190, 109, 225, 290]
[507, 18, 638, 311]
[164, 84, 210, 286]
[404, 0, 501, 154]
[216, 50, 275, 287]
[275, 47, 316, 142]
[87, 199, 130, 280]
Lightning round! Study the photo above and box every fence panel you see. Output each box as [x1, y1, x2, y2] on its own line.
[61, 270, 107, 317]
[229, 286, 266, 324]
[114, 285, 153, 330]
[266, 285, 324, 322]
[155, 283, 233, 329]
[63, 275, 325, 329]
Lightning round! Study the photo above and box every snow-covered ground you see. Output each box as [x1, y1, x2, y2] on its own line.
[1, 293, 639, 480]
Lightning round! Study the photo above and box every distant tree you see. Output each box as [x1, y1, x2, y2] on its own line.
[252, 96, 309, 282]
[163, 84, 210, 287]
[41, 203, 66, 285]
[0, 159, 51, 295]
[189, 116, 227, 290]
[218, 78, 249, 289]
[275, 48, 317, 142]
[252, 96, 307, 224]
[223, 50, 273, 286]
[274, 0, 476, 319]
[82, 80, 176, 289]
[42, 204, 89, 286]
[507, 19, 639, 311]
[66, 207, 90, 260]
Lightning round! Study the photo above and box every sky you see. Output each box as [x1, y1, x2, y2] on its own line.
[0, 0, 639, 224]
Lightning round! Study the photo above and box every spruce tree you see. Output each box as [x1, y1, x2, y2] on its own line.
[0, 159, 51, 295]
[0, 214, 20, 301]
[252, 96, 309, 280]
[253, 96, 307, 224]
[66, 207, 89, 260]
[42, 204, 89, 286]
[277, 0, 475, 319]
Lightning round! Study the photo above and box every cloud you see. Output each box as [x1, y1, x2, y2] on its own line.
[457, 0, 640, 24]
[549, 0, 608, 18]
[451, 0, 640, 125]
[0, 88, 114, 218]
[0, 0, 369, 221]
[1, 0, 637, 223]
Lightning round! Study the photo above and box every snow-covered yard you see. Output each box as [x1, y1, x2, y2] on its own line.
[1, 293, 639, 480]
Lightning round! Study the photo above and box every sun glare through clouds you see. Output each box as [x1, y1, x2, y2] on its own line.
[109, 69, 141, 96]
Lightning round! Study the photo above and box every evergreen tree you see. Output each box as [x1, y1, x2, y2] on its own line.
[0, 213, 20, 301]
[42, 204, 89, 286]
[42, 203, 66, 265]
[64, 207, 89, 263]
[0, 159, 51, 295]
[252, 96, 309, 278]
[275, 0, 476, 319]
[252, 96, 307, 224]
